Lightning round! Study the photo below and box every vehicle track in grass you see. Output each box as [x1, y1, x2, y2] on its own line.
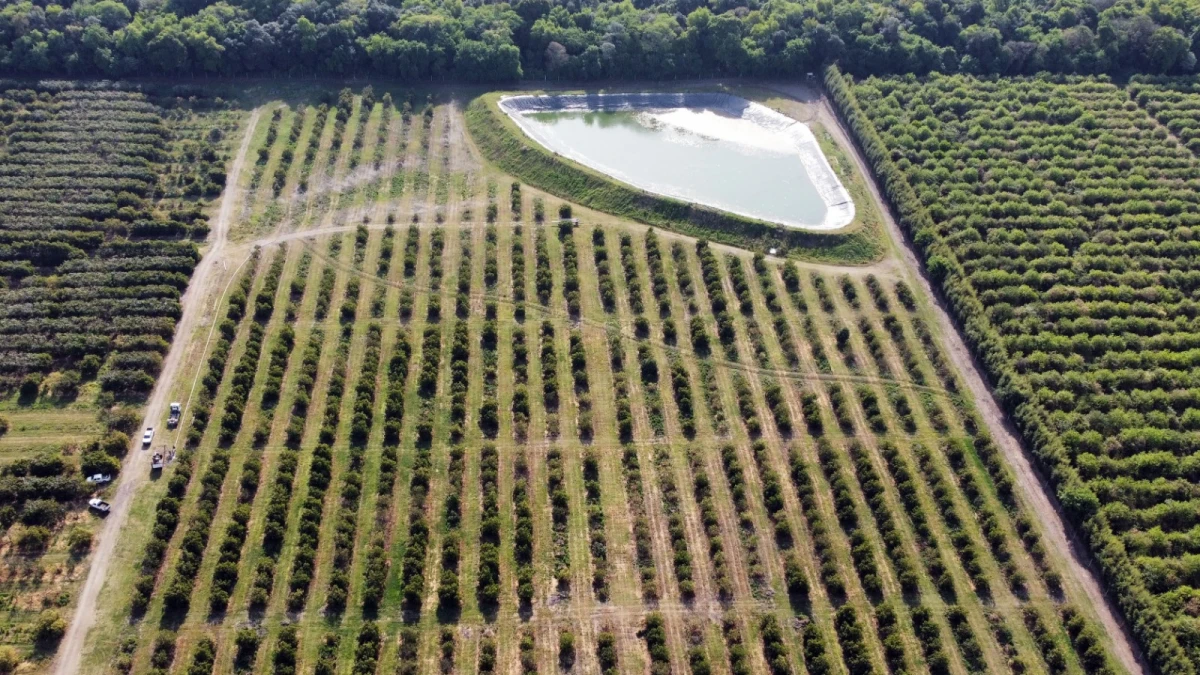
[767, 81, 1148, 675]
[52, 107, 264, 675]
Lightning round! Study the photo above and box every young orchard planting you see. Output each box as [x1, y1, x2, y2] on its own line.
[832, 69, 1200, 674]
[31, 86, 1129, 675]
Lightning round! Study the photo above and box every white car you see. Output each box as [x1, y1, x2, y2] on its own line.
[86, 473, 113, 485]
[142, 427, 154, 447]
[88, 498, 111, 513]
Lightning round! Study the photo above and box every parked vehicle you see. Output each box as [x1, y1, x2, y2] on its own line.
[167, 402, 181, 428]
[151, 453, 164, 471]
[88, 498, 111, 513]
[86, 473, 113, 485]
[142, 427, 154, 447]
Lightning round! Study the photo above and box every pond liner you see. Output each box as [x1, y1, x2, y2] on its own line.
[499, 92, 855, 231]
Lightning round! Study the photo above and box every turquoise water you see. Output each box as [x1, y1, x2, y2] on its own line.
[517, 108, 829, 228]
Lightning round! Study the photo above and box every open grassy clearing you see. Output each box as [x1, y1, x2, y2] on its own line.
[70, 88, 1131, 675]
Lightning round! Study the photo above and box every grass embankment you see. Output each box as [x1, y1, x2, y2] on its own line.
[464, 93, 883, 265]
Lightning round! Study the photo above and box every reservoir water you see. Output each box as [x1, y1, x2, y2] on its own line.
[502, 94, 854, 230]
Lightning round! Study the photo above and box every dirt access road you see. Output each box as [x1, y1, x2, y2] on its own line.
[765, 82, 1147, 674]
[51, 108, 263, 675]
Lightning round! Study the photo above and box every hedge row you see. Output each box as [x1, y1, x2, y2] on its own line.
[717, 444, 768, 592]
[596, 630, 618, 674]
[438, 441, 465, 613]
[547, 446, 570, 591]
[592, 228, 616, 312]
[519, 631, 537, 673]
[610, 336, 634, 443]
[653, 446, 696, 600]
[448, 320, 470, 442]
[726, 255, 769, 366]
[287, 282, 352, 610]
[130, 453, 195, 616]
[812, 438, 884, 598]
[539, 320, 559, 415]
[512, 325, 530, 441]
[513, 450, 535, 606]
[786, 446, 847, 599]
[454, 230, 471, 319]
[382, 330, 412, 444]
[480, 306, 499, 439]
[642, 614, 670, 675]
[326, 321, 383, 613]
[582, 449, 609, 601]
[687, 448, 732, 600]
[218, 247, 285, 445]
[314, 632, 339, 675]
[754, 254, 801, 368]
[477, 444, 501, 608]
[695, 242, 737, 361]
[250, 108, 283, 190]
[295, 105, 331, 193]
[415, 323, 442, 446]
[637, 344, 666, 436]
[399, 426, 432, 610]
[186, 252, 260, 447]
[483, 225, 498, 288]
[621, 444, 658, 601]
[269, 105, 305, 197]
[617, 233, 645, 316]
[534, 227, 551, 306]
[559, 222, 581, 317]
[569, 330, 592, 440]
[667, 356, 696, 438]
[395, 628, 418, 675]
[722, 617, 751, 675]
[731, 374, 760, 438]
[760, 614, 794, 675]
[511, 224, 527, 312]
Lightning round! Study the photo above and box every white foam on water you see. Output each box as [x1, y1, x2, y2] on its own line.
[644, 108, 792, 155]
[499, 93, 856, 231]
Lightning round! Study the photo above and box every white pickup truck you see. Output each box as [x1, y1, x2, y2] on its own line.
[88, 498, 111, 513]
[142, 427, 154, 447]
[85, 473, 113, 485]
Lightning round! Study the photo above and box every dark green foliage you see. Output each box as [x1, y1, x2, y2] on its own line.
[830, 68, 1194, 672]
[0, 87, 201, 393]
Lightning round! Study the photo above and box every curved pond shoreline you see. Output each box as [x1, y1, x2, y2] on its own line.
[499, 92, 856, 231]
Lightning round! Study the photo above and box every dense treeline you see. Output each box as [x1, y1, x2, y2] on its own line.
[0, 0, 1196, 82]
